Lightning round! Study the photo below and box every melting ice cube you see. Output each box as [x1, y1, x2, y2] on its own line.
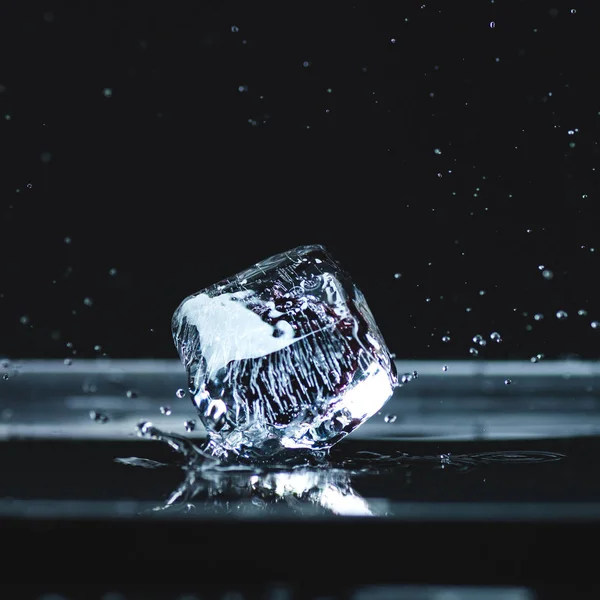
[172, 244, 397, 460]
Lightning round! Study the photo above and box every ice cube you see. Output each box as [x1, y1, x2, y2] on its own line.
[172, 244, 397, 460]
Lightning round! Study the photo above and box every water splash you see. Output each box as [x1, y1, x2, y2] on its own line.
[123, 423, 565, 516]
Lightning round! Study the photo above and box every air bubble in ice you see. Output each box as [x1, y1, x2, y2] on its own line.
[176, 388, 186, 398]
[384, 414, 397, 423]
[171, 244, 397, 460]
[556, 310, 568, 319]
[160, 406, 172, 416]
[90, 410, 109, 423]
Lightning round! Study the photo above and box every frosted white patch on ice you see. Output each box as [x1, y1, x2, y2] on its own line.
[179, 291, 301, 378]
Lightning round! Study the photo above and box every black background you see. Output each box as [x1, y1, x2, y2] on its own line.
[1, 0, 599, 361]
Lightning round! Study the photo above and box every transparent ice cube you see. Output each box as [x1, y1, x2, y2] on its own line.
[172, 244, 397, 460]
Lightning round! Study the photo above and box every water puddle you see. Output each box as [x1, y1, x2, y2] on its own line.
[117, 423, 565, 517]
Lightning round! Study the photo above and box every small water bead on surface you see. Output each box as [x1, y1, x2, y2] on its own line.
[384, 414, 397, 423]
[160, 405, 172, 416]
[556, 310, 568, 319]
[89, 410, 109, 423]
[490, 331, 502, 343]
[184, 419, 196, 432]
[176, 388, 186, 398]
[171, 244, 397, 460]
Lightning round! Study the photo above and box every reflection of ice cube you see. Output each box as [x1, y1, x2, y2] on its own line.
[172, 244, 397, 459]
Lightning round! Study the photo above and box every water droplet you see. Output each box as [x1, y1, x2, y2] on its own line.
[89, 410, 109, 423]
[3, 374, 9, 381]
[83, 297, 93, 307]
[390, 38, 396, 43]
[160, 405, 172, 416]
[302, 60, 311, 67]
[570, 8, 576, 14]
[384, 414, 397, 423]
[93, 344, 102, 352]
[109, 268, 117, 276]
[19, 315, 29, 325]
[556, 310, 568, 319]
[394, 272, 402, 279]
[534, 313, 544, 321]
[441, 335, 451, 342]
[490, 331, 502, 343]
[469, 347, 479, 356]
[102, 87, 113, 98]
[542, 269, 554, 280]
[238, 85, 248, 92]
[412, 370, 419, 379]
[64, 236, 71, 244]
[489, 21, 496, 28]
[442, 365, 448, 372]
[231, 25, 239, 32]
[126, 389, 138, 399]
[578, 309, 588, 316]
[592, 321, 600, 329]
[64, 358, 72, 366]
[176, 388, 186, 398]
[184, 419, 196, 432]
[504, 378, 512, 385]
[434, 148, 442, 155]
[401, 373, 413, 384]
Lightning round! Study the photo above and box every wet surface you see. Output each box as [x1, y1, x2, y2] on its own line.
[2, 360, 600, 595]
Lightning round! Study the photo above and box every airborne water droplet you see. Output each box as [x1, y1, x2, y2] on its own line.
[384, 414, 397, 423]
[556, 310, 568, 319]
[442, 335, 451, 342]
[176, 388, 186, 398]
[184, 419, 196, 432]
[160, 405, 172, 416]
[490, 331, 502, 343]
[469, 347, 479, 356]
[504, 378, 512, 385]
[442, 365, 448, 372]
[591, 321, 600, 329]
[578, 309, 588, 316]
[89, 410, 109, 423]
[126, 389, 138, 399]
[64, 358, 72, 366]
